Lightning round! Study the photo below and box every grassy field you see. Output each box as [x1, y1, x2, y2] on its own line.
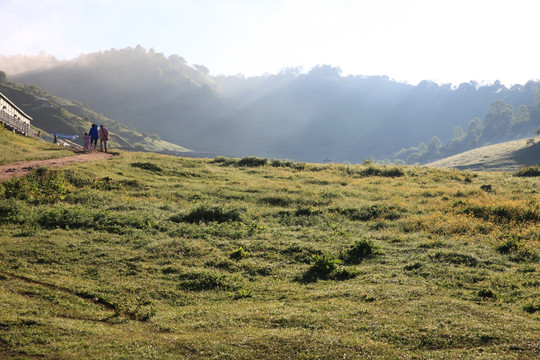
[0, 126, 75, 165]
[0, 151, 539, 359]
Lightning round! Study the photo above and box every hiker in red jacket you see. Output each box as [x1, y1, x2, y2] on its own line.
[99, 125, 109, 152]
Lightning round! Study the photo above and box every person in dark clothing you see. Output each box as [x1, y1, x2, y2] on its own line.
[89, 124, 99, 151]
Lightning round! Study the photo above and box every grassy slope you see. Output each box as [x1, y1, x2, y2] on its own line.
[429, 136, 540, 171]
[0, 152, 539, 359]
[0, 80, 190, 153]
[0, 126, 74, 164]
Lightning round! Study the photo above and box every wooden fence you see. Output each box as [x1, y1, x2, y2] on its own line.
[0, 110, 31, 136]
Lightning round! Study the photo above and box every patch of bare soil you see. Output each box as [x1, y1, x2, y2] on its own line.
[428, 137, 540, 172]
[0, 151, 114, 182]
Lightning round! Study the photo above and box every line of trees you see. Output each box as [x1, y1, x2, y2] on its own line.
[394, 91, 540, 164]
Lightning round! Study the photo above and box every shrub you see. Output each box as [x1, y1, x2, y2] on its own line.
[36, 206, 157, 233]
[294, 207, 322, 217]
[345, 165, 404, 178]
[300, 253, 359, 282]
[335, 204, 401, 221]
[230, 246, 249, 260]
[523, 303, 540, 314]
[270, 159, 306, 170]
[478, 288, 496, 299]
[0, 199, 33, 224]
[514, 166, 540, 177]
[109, 296, 155, 322]
[231, 288, 253, 299]
[496, 236, 520, 254]
[2, 168, 69, 204]
[237, 156, 268, 167]
[37, 205, 94, 229]
[458, 204, 539, 224]
[430, 251, 479, 267]
[333, 266, 360, 280]
[495, 237, 538, 262]
[343, 239, 377, 264]
[171, 204, 246, 224]
[281, 243, 323, 263]
[510, 248, 539, 263]
[310, 253, 341, 277]
[259, 195, 293, 207]
[404, 262, 423, 271]
[211, 156, 237, 166]
[131, 162, 163, 173]
[177, 270, 240, 291]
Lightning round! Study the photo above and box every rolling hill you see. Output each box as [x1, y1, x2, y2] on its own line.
[0, 78, 190, 153]
[8, 47, 540, 162]
[428, 136, 540, 171]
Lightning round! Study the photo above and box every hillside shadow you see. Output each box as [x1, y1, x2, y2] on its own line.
[512, 142, 540, 166]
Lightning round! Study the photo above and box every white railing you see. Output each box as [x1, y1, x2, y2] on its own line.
[0, 110, 30, 135]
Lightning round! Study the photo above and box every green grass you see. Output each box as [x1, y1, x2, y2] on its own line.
[0, 126, 75, 164]
[0, 152, 539, 359]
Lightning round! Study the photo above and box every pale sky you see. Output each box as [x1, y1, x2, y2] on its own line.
[1, 0, 539, 85]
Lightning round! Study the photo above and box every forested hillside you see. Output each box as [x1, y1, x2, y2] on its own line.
[7, 47, 540, 162]
[394, 95, 540, 164]
[0, 74, 189, 153]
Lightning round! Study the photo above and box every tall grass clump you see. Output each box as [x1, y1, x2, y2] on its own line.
[496, 236, 539, 263]
[177, 269, 242, 291]
[514, 166, 540, 177]
[211, 156, 268, 167]
[335, 204, 402, 221]
[344, 164, 404, 178]
[342, 239, 378, 264]
[458, 203, 540, 224]
[301, 253, 359, 282]
[270, 158, 306, 170]
[131, 162, 163, 173]
[1, 168, 69, 204]
[171, 204, 246, 223]
[0, 199, 34, 224]
[237, 156, 268, 167]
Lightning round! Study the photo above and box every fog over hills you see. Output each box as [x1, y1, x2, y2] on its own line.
[5, 47, 540, 163]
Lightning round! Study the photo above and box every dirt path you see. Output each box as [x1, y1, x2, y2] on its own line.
[0, 151, 114, 182]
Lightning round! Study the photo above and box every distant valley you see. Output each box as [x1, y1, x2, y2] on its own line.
[2, 47, 540, 164]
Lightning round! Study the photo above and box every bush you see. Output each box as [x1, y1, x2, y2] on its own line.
[309, 253, 341, 278]
[459, 204, 539, 224]
[230, 246, 249, 260]
[496, 236, 520, 254]
[270, 159, 306, 170]
[523, 303, 540, 314]
[335, 204, 401, 221]
[478, 288, 496, 299]
[430, 251, 479, 267]
[131, 162, 163, 173]
[259, 195, 293, 207]
[0, 199, 33, 224]
[37, 206, 157, 233]
[345, 165, 404, 178]
[237, 156, 268, 167]
[343, 239, 377, 264]
[514, 166, 540, 177]
[211, 156, 237, 166]
[404, 262, 422, 271]
[171, 204, 246, 224]
[300, 253, 358, 282]
[2, 168, 69, 204]
[177, 270, 240, 291]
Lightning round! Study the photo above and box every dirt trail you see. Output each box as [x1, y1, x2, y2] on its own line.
[0, 151, 114, 182]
